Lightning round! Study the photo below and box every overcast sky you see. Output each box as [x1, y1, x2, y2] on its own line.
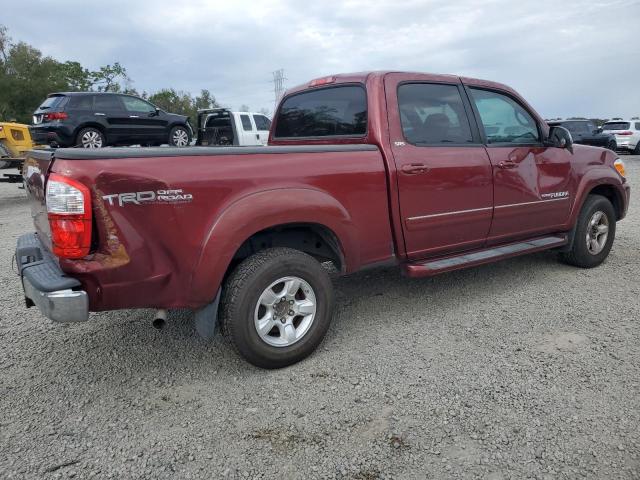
[4, 0, 640, 118]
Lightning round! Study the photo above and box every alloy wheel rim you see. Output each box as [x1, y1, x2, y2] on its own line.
[173, 129, 189, 146]
[253, 276, 317, 347]
[585, 210, 609, 255]
[82, 131, 103, 148]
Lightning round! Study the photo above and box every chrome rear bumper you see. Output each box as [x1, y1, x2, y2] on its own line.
[16, 233, 89, 323]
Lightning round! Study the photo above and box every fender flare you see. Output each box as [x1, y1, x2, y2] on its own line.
[560, 169, 627, 251]
[569, 168, 626, 225]
[188, 187, 358, 305]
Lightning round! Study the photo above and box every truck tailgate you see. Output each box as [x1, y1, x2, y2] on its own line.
[23, 149, 55, 250]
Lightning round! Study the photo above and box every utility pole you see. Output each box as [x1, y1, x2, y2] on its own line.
[272, 69, 286, 111]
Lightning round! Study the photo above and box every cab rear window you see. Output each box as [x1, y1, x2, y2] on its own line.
[274, 85, 367, 138]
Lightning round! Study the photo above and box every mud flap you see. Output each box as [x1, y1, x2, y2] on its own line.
[194, 288, 221, 340]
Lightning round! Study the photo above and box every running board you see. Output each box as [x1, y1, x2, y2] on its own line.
[403, 235, 568, 278]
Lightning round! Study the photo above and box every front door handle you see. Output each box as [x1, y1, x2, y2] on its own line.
[94, 112, 105, 116]
[129, 115, 139, 118]
[498, 160, 517, 169]
[401, 163, 428, 174]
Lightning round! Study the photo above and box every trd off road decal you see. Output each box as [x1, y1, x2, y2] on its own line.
[102, 189, 193, 207]
[540, 191, 569, 200]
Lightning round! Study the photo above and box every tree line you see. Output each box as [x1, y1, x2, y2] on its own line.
[0, 25, 220, 124]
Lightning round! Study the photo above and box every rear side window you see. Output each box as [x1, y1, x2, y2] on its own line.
[68, 96, 93, 109]
[274, 85, 367, 138]
[635, 122, 640, 130]
[240, 114, 253, 131]
[38, 95, 66, 110]
[398, 83, 473, 144]
[94, 95, 123, 111]
[470, 88, 539, 144]
[253, 114, 271, 131]
[603, 122, 630, 130]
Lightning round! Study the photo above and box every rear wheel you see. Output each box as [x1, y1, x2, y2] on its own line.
[76, 127, 105, 148]
[169, 125, 190, 147]
[559, 195, 616, 268]
[0, 143, 10, 168]
[220, 248, 334, 369]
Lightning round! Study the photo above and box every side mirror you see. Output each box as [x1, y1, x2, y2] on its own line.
[149, 108, 160, 117]
[547, 125, 574, 154]
[596, 127, 603, 134]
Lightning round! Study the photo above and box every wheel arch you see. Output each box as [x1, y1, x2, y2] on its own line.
[188, 188, 358, 306]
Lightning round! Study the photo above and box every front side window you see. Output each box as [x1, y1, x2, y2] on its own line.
[635, 122, 640, 130]
[121, 96, 156, 113]
[398, 83, 473, 144]
[94, 95, 123, 111]
[253, 114, 271, 131]
[240, 114, 253, 131]
[274, 85, 367, 138]
[470, 88, 539, 144]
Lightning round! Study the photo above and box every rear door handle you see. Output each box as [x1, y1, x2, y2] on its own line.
[94, 112, 105, 116]
[498, 160, 517, 169]
[129, 115, 139, 118]
[401, 163, 428, 174]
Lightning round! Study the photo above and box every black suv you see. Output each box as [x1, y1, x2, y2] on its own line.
[30, 92, 192, 148]
[547, 120, 617, 151]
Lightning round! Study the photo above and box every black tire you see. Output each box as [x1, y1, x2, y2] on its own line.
[560, 194, 616, 268]
[634, 142, 640, 155]
[0, 143, 10, 169]
[607, 140, 617, 152]
[76, 127, 105, 148]
[169, 125, 190, 147]
[220, 248, 334, 369]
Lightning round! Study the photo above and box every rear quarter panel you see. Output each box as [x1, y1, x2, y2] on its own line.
[52, 148, 393, 310]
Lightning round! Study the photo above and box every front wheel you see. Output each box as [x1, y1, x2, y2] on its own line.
[220, 248, 334, 369]
[169, 125, 190, 147]
[607, 140, 617, 151]
[560, 194, 616, 268]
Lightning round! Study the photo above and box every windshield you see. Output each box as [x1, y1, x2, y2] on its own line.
[38, 95, 66, 110]
[602, 122, 630, 131]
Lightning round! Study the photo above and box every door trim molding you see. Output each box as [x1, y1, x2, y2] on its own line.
[407, 206, 493, 221]
[495, 197, 569, 209]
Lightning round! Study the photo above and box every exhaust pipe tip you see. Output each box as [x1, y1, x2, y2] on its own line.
[152, 309, 168, 330]
[152, 318, 166, 330]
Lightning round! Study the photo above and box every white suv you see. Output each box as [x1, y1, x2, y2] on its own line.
[601, 120, 640, 154]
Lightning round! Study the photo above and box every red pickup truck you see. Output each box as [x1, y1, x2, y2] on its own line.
[16, 71, 630, 368]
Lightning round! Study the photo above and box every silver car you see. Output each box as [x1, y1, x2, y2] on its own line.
[601, 120, 640, 154]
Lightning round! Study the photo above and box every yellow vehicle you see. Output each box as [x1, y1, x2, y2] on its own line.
[0, 122, 39, 183]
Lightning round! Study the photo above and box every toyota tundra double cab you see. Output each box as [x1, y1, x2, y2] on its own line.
[16, 72, 630, 368]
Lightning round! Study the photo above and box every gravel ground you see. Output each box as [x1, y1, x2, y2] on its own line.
[1, 157, 639, 480]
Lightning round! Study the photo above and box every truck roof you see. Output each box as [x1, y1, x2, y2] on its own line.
[284, 71, 515, 97]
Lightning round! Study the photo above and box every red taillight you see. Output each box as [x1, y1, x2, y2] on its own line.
[309, 76, 336, 87]
[44, 112, 68, 121]
[46, 174, 92, 259]
[617, 131, 633, 136]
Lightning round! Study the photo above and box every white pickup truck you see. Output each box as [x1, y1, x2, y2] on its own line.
[195, 108, 271, 146]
